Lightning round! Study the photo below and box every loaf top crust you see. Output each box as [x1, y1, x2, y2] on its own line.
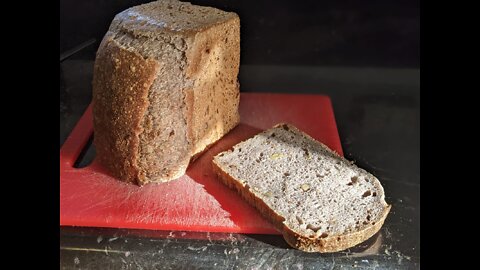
[112, 0, 238, 36]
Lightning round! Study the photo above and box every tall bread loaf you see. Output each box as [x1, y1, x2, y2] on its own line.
[93, 0, 240, 185]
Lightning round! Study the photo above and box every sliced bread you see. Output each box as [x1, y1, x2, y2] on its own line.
[92, 0, 240, 185]
[212, 123, 391, 252]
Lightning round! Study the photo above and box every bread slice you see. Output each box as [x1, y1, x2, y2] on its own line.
[212, 123, 391, 252]
[92, 0, 240, 185]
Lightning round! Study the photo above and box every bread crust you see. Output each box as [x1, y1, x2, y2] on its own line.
[93, 35, 159, 185]
[212, 123, 391, 252]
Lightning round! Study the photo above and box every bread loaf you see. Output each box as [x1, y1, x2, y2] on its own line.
[92, 0, 240, 185]
[213, 124, 391, 252]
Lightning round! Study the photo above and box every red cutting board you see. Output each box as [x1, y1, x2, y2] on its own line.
[60, 93, 343, 234]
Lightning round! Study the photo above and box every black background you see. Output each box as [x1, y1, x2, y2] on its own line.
[60, 0, 419, 67]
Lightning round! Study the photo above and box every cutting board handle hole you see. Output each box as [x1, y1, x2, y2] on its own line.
[73, 134, 95, 168]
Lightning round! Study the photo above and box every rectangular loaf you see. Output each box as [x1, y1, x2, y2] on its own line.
[92, 0, 240, 185]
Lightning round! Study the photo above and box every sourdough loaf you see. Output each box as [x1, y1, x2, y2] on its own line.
[213, 124, 391, 252]
[93, 0, 240, 185]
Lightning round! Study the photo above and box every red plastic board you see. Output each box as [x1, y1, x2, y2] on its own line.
[60, 93, 343, 234]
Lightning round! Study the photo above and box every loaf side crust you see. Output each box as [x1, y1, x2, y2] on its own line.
[92, 35, 159, 184]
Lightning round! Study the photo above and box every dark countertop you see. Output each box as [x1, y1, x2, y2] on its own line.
[60, 60, 419, 269]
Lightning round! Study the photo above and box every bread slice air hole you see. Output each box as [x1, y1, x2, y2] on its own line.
[306, 224, 321, 232]
[347, 177, 357, 186]
[296, 216, 304, 225]
[362, 190, 372, 197]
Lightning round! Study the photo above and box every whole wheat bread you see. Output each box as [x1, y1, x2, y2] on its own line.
[212, 124, 391, 252]
[92, 0, 240, 185]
